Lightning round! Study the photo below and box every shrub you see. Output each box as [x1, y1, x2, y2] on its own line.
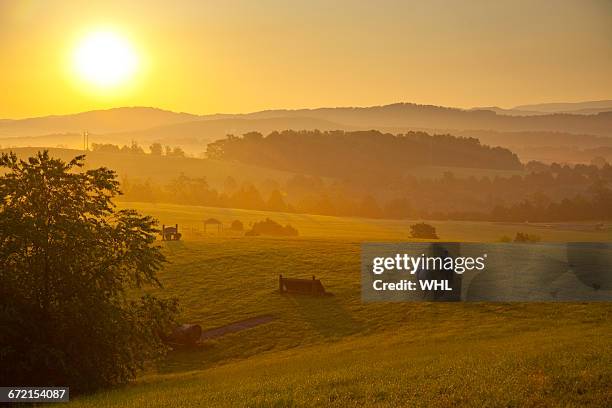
[514, 232, 541, 243]
[410, 222, 439, 239]
[245, 218, 299, 237]
[230, 220, 244, 231]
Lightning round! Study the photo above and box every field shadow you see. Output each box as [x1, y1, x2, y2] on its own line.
[285, 293, 364, 339]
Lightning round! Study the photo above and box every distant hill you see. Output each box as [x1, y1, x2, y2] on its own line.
[468, 107, 544, 116]
[471, 101, 612, 116]
[0, 133, 83, 150]
[226, 103, 612, 137]
[447, 129, 612, 149]
[513, 100, 612, 115]
[3, 102, 612, 140]
[3, 103, 612, 164]
[0, 107, 198, 137]
[110, 116, 348, 149]
[0, 117, 349, 154]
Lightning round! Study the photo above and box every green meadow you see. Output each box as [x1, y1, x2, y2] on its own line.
[119, 201, 612, 242]
[61, 202, 611, 407]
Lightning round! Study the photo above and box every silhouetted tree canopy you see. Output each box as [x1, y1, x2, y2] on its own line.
[0, 151, 178, 393]
[206, 130, 522, 178]
[230, 219, 244, 231]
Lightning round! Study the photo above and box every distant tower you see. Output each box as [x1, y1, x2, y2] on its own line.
[83, 131, 89, 151]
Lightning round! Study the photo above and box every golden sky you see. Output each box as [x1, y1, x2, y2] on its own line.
[1, 0, 611, 118]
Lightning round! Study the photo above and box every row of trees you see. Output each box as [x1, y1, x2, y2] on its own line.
[119, 164, 612, 221]
[91, 142, 186, 157]
[489, 183, 612, 222]
[120, 174, 292, 212]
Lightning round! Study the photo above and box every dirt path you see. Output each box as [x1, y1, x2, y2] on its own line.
[200, 314, 276, 340]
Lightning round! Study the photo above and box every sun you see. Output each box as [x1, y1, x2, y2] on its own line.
[73, 31, 138, 89]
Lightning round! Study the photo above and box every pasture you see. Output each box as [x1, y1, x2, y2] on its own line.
[60, 202, 611, 407]
[119, 201, 612, 242]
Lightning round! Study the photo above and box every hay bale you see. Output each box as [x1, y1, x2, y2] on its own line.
[168, 324, 202, 346]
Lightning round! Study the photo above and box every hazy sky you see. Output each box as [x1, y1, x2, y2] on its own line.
[1, 0, 611, 118]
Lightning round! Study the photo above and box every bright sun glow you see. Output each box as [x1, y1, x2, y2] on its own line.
[73, 31, 138, 89]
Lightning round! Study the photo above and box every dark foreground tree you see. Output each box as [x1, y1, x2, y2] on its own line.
[0, 151, 178, 393]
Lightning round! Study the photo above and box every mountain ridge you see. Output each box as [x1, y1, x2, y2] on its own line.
[3, 101, 612, 138]
[514, 99, 612, 113]
[2, 103, 612, 159]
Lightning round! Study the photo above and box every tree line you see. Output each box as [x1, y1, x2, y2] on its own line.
[91, 142, 186, 157]
[206, 130, 523, 180]
[119, 161, 612, 222]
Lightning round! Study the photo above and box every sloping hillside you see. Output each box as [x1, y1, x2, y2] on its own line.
[4, 104, 612, 164]
[0, 147, 296, 186]
[514, 100, 612, 114]
[0, 107, 198, 137]
[57, 203, 612, 407]
[110, 116, 349, 147]
[4, 103, 612, 141]
[62, 319, 612, 407]
[214, 103, 612, 137]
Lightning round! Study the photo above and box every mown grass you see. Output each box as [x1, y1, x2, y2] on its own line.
[65, 304, 612, 407]
[60, 202, 611, 407]
[119, 201, 612, 242]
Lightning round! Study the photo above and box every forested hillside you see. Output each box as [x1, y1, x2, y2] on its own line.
[206, 130, 522, 179]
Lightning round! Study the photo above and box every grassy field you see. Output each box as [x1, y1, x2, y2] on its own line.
[0, 147, 297, 187]
[59, 312, 612, 407]
[61, 202, 611, 407]
[119, 201, 612, 242]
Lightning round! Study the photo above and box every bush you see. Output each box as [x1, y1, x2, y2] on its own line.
[0, 152, 178, 393]
[499, 235, 512, 243]
[245, 218, 299, 237]
[230, 220, 244, 231]
[514, 232, 541, 243]
[410, 222, 439, 239]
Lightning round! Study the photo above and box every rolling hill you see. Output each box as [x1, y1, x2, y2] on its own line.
[472, 100, 612, 116]
[0, 107, 198, 137]
[108, 116, 349, 149]
[513, 100, 612, 115]
[0, 147, 297, 187]
[3, 103, 612, 164]
[3, 102, 612, 142]
[210, 103, 612, 137]
[57, 201, 612, 407]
